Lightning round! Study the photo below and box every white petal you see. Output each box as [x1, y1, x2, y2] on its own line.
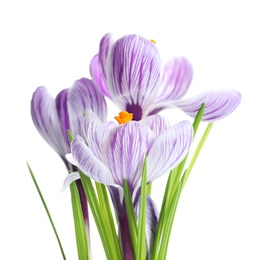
[147, 121, 193, 182]
[83, 110, 110, 159]
[101, 121, 153, 194]
[140, 114, 170, 138]
[65, 153, 78, 166]
[60, 171, 80, 192]
[71, 136, 116, 186]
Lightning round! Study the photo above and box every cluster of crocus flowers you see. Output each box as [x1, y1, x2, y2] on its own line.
[29, 33, 241, 260]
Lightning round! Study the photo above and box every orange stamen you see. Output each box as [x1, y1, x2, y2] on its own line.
[114, 111, 133, 124]
[150, 39, 156, 44]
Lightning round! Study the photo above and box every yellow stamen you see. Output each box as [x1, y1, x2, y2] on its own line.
[150, 39, 156, 44]
[114, 111, 133, 124]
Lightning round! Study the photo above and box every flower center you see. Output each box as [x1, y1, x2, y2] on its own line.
[114, 111, 133, 124]
[150, 39, 156, 44]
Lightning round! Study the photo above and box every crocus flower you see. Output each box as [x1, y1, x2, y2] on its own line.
[31, 78, 107, 256]
[64, 110, 193, 259]
[31, 77, 107, 170]
[90, 33, 241, 121]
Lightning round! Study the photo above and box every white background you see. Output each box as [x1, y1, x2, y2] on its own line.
[1, 0, 262, 259]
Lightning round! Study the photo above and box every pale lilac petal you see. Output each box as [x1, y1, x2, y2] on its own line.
[101, 122, 153, 193]
[83, 111, 110, 159]
[55, 89, 70, 147]
[106, 35, 161, 120]
[147, 121, 193, 182]
[60, 171, 80, 192]
[134, 196, 159, 258]
[65, 153, 78, 166]
[105, 121, 118, 130]
[67, 78, 107, 140]
[140, 114, 170, 138]
[157, 57, 193, 102]
[174, 89, 242, 121]
[31, 87, 69, 159]
[71, 136, 116, 186]
[146, 89, 241, 121]
[99, 33, 115, 79]
[90, 54, 111, 98]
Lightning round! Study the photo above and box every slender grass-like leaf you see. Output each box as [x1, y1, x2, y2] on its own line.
[95, 182, 122, 259]
[170, 103, 205, 196]
[80, 171, 121, 260]
[182, 122, 214, 189]
[192, 103, 205, 136]
[123, 180, 138, 258]
[137, 157, 148, 260]
[158, 181, 182, 260]
[147, 182, 152, 195]
[26, 162, 66, 260]
[67, 129, 73, 142]
[70, 182, 89, 260]
[151, 170, 177, 260]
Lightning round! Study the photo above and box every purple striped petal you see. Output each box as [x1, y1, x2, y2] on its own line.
[140, 114, 170, 138]
[105, 35, 161, 120]
[174, 89, 242, 121]
[108, 186, 124, 215]
[90, 54, 111, 98]
[31, 87, 69, 159]
[56, 89, 70, 148]
[147, 121, 193, 182]
[157, 57, 193, 102]
[83, 111, 110, 159]
[70, 136, 116, 186]
[99, 33, 115, 79]
[68, 78, 107, 140]
[101, 121, 153, 193]
[135, 196, 159, 258]
[146, 89, 241, 121]
[105, 121, 118, 130]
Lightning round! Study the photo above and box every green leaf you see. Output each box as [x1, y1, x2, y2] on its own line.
[123, 180, 138, 257]
[181, 122, 214, 189]
[158, 181, 182, 260]
[193, 103, 205, 136]
[169, 103, 205, 204]
[152, 169, 179, 260]
[79, 171, 121, 260]
[70, 182, 89, 260]
[26, 162, 66, 260]
[67, 129, 73, 143]
[95, 182, 122, 259]
[147, 182, 152, 195]
[137, 157, 148, 260]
